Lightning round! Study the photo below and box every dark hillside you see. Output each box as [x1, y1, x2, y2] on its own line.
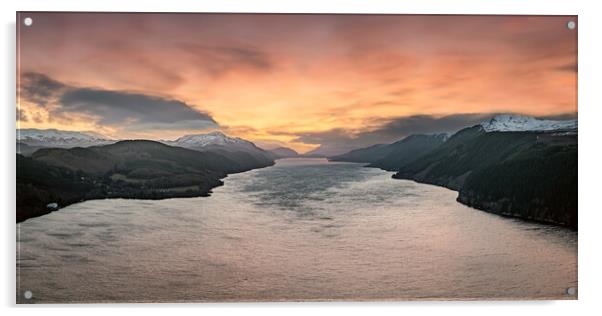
[392, 126, 577, 228]
[18, 140, 274, 222]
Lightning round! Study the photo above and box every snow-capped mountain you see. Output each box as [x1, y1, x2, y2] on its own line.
[17, 128, 114, 148]
[173, 131, 253, 148]
[167, 131, 264, 153]
[480, 114, 577, 132]
[166, 131, 274, 163]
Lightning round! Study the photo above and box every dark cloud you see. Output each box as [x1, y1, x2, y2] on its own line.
[294, 113, 496, 148]
[17, 108, 28, 122]
[179, 44, 272, 77]
[59, 89, 215, 126]
[20, 72, 218, 132]
[367, 113, 496, 138]
[294, 112, 578, 155]
[20, 72, 67, 107]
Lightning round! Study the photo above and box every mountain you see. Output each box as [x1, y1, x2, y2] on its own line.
[18, 140, 274, 222]
[267, 147, 299, 159]
[329, 144, 392, 163]
[371, 134, 448, 171]
[15, 128, 276, 170]
[164, 131, 274, 168]
[17, 128, 114, 148]
[16, 142, 45, 156]
[330, 134, 448, 171]
[303, 144, 358, 157]
[392, 115, 577, 228]
[171, 131, 254, 148]
[33, 140, 251, 175]
[480, 114, 577, 132]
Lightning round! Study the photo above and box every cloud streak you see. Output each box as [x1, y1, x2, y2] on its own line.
[19, 72, 217, 135]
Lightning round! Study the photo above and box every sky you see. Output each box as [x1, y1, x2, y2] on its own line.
[17, 13, 577, 154]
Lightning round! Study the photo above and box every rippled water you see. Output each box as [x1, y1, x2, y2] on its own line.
[16, 158, 577, 303]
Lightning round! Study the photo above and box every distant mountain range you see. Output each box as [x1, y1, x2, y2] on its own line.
[303, 144, 359, 157]
[329, 144, 391, 163]
[17, 129, 114, 155]
[167, 131, 258, 150]
[332, 114, 578, 229]
[163, 131, 275, 168]
[330, 134, 448, 171]
[17, 139, 275, 222]
[16, 129, 278, 222]
[16, 128, 303, 164]
[16, 114, 578, 228]
[480, 114, 577, 132]
[267, 147, 299, 159]
[16, 129, 276, 166]
[17, 128, 114, 148]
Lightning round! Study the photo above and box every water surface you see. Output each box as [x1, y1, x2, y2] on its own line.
[17, 158, 577, 302]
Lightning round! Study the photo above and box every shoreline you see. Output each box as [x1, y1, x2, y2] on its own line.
[17, 161, 276, 223]
[16, 181, 223, 224]
[333, 160, 577, 230]
[390, 172, 577, 230]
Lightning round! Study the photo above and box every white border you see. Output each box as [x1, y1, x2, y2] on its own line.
[2, 0, 601, 315]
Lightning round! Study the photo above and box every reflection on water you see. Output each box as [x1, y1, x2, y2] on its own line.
[17, 158, 577, 302]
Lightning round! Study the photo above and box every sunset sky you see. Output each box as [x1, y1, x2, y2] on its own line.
[17, 13, 577, 153]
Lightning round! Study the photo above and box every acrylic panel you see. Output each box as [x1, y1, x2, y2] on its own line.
[16, 12, 578, 303]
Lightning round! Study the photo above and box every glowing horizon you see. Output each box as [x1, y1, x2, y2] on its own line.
[17, 13, 577, 153]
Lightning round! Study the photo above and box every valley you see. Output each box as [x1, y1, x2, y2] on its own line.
[331, 115, 578, 229]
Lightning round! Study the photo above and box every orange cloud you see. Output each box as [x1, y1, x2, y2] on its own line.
[17, 13, 577, 152]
